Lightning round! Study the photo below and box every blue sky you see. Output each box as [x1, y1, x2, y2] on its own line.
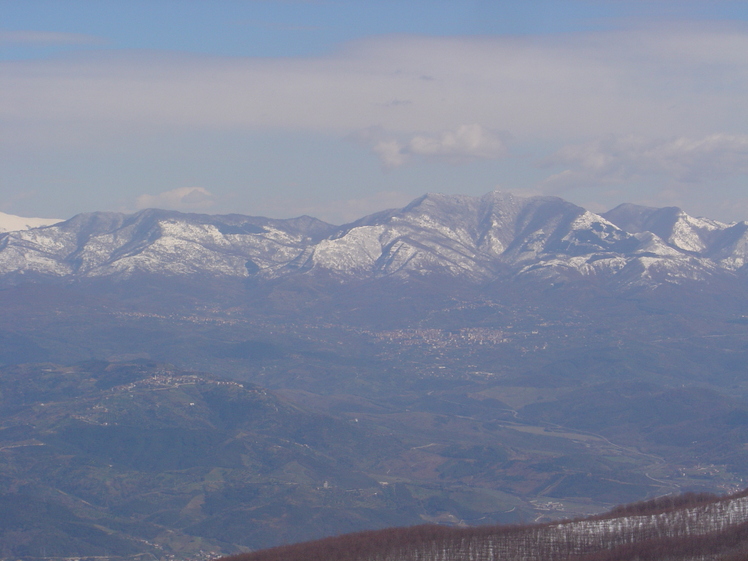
[2, 1, 748, 223]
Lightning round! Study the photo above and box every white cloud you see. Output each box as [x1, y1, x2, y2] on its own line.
[372, 139, 409, 169]
[361, 124, 507, 168]
[135, 187, 215, 211]
[540, 133, 748, 191]
[409, 124, 507, 161]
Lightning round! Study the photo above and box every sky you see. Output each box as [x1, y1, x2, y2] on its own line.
[2, 1, 748, 224]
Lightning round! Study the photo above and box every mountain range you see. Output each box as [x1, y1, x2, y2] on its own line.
[2, 191, 748, 287]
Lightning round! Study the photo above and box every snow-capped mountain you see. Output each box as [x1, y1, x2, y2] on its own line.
[0, 211, 62, 233]
[0, 209, 334, 280]
[1, 191, 747, 287]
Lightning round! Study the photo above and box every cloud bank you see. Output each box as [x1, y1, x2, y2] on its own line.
[3, 24, 747, 144]
[3, 22, 748, 221]
[541, 133, 748, 191]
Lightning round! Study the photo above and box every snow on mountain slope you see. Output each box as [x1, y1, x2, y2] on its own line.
[0, 192, 745, 287]
[312, 193, 500, 279]
[0, 211, 63, 233]
[0, 209, 334, 280]
[310, 192, 644, 281]
[604, 203, 729, 254]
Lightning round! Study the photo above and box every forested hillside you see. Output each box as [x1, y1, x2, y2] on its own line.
[224, 490, 748, 561]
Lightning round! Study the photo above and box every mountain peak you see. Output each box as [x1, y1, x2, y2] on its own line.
[602, 203, 662, 234]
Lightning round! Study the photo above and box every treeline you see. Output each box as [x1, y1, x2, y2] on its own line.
[220, 488, 748, 561]
[566, 523, 748, 561]
[602, 491, 724, 518]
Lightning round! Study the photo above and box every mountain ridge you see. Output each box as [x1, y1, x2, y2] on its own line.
[1, 191, 747, 288]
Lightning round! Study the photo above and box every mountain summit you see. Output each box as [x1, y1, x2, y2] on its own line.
[1, 192, 747, 287]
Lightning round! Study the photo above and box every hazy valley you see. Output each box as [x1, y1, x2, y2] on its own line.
[2, 192, 748, 558]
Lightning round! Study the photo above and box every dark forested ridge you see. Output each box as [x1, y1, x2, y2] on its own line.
[222, 489, 748, 561]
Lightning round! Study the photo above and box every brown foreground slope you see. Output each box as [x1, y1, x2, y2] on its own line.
[222, 490, 748, 561]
